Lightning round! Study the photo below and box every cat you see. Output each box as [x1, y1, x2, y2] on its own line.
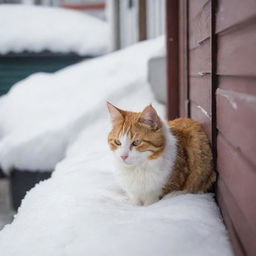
[107, 102, 216, 206]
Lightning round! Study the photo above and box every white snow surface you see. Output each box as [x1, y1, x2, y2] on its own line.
[0, 38, 233, 256]
[0, 37, 164, 172]
[0, 4, 109, 55]
[0, 87, 233, 256]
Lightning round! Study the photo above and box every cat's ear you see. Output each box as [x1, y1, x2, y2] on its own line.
[106, 102, 124, 125]
[139, 105, 162, 130]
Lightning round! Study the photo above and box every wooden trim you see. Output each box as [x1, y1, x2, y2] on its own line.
[179, 0, 189, 117]
[166, 0, 179, 120]
[211, 0, 217, 168]
[187, 0, 191, 118]
[60, 3, 105, 11]
[217, 183, 246, 256]
[138, 0, 147, 41]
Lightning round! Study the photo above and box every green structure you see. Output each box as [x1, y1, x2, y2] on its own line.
[0, 52, 89, 96]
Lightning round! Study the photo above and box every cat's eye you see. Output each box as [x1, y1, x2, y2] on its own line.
[132, 140, 141, 146]
[114, 139, 121, 146]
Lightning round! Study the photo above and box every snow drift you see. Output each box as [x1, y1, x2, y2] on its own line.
[0, 37, 164, 173]
[0, 81, 233, 256]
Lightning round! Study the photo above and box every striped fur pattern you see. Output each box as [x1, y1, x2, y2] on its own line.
[107, 103, 216, 206]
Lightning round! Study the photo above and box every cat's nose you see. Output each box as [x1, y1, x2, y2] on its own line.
[121, 155, 128, 160]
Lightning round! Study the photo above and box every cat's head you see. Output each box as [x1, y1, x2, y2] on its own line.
[107, 102, 165, 166]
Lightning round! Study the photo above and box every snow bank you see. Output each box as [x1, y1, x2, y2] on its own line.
[0, 37, 165, 172]
[0, 85, 233, 256]
[0, 4, 109, 55]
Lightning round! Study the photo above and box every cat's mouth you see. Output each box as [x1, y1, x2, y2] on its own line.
[119, 158, 135, 166]
[121, 159, 132, 165]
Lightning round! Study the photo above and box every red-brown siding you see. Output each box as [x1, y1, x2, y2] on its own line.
[168, 0, 256, 255]
[215, 1, 256, 255]
[188, 1, 212, 141]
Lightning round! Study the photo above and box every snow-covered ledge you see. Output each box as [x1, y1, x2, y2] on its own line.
[0, 38, 233, 255]
[0, 88, 233, 255]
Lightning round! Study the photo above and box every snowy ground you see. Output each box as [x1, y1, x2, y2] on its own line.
[0, 4, 109, 56]
[0, 38, 233, 255]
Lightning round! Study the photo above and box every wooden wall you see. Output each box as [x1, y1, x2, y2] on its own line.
[215, 1, 256, 255]
[167, 1, 256, 255]
[187, 0, 213, 141]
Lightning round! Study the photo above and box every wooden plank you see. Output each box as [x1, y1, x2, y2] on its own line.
[218, 76, 256, 96]
[60, 3, 105, 10]
[217, 178, 256, 256]
[190, 101, 211, 140]
[178, 0, 189, 117]
[217, 134, 256, 230]
[217, 187, 246, 256]
[188, 0, 209, 20]
[217, 21, 256, 76]
[189, 76, 211, 114]
[189, 0, 211, 49]
[138, 0, 147, 41]
[216, 88, 256, 167]
[211, 0, 218, 169]
[216, 0, 256, 33]
[166, 0, 179, 119]
[189, 38, 211, 74]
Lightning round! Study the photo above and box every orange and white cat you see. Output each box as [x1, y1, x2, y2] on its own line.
[107, 102, 216, 206]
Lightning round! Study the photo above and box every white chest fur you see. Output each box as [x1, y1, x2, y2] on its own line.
[114, 124, 177, 206]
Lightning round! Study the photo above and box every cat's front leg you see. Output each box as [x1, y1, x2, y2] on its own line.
[127, 193, 143, 206]
[143, 192, 161, 206]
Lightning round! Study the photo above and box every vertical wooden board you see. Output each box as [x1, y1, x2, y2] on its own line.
[217, 190, 245, 256]
[189, 38, 211, 74]
[189, 76, 211, 114]
[179, 0, 188, 117]
[190, 102, 211, 140]
[217, 22, 256, 76]
[166, 0, 179, 119]
[216, 0, 256, 33]
[189, 0, 211, 49]
[188, 0, 209, 20]
[216, 88, 256, 167]
[138, 0, 147, 41]
[217, 179, 256, 256]
[217, 134, 256, 229]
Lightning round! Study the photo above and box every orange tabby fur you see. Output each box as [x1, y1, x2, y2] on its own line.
[107, 103, 216, 200]
[163, 118, 216, 195]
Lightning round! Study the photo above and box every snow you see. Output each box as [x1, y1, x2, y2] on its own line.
[0, 37, 233, 256]
[0, 37, 164, 173]
[0, 4, 109, 55]
[0, 105, 233, 255]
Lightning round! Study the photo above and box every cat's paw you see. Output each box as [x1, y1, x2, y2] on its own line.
[128, 196, 143, 206]
[143, 197, 159, 206]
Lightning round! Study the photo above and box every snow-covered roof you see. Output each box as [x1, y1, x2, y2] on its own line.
[0, 4, 109, 55]
[0, 37, 165, 173]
